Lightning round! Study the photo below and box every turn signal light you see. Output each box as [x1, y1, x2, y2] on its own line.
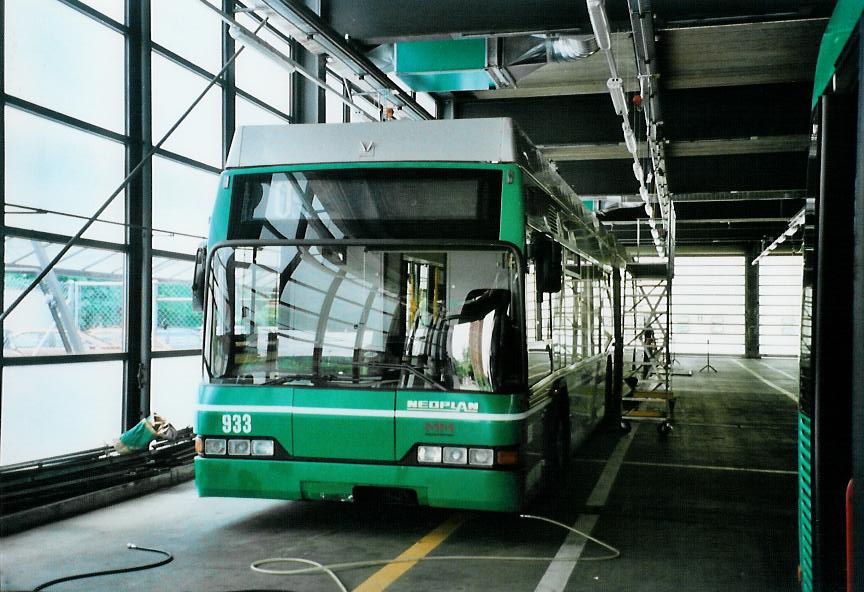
[496, 450, 519, 466]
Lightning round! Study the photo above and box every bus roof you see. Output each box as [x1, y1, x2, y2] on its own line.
[226, 118, 523, 168]
[225, 118, 628, 269]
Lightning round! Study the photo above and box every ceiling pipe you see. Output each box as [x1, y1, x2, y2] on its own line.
[585, 0, 667, 258]
[258, 0, 433, 120]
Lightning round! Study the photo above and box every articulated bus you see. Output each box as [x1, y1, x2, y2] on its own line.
[192, 118, 626, 512]
[799, 2, 863, 590]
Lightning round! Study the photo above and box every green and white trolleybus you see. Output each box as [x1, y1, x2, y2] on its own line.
[193, 118, 626, 512]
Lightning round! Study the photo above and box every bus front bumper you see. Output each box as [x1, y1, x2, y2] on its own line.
[194, 457, 523, 513]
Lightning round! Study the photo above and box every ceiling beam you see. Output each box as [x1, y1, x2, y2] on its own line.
[659, 18, 826, 90]
[587, 189, 809, 203]
[462, 18, 826, 99]
[538, 134, 810, 160]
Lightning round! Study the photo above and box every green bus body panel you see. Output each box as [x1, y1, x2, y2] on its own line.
[197, 384, 294, 454]
[812, 0, 864, 109]
[208, 173, 232, 249]
[798, 411, 814, 592]
[293, 389, 395, 461]
[213, 162, 526, 254]
[500, 166, 526, 251]
[195, 457, 523, 512]
[394, 392, 526, 459]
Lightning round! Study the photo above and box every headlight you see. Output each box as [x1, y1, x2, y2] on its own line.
[251, 439, 275, 456]
[442, 447, 468, 465]
[204, 438, 226, 455]
[227, 439, 251, 455]
[468, 448, 494, 466]
[417, 445, 442, 463]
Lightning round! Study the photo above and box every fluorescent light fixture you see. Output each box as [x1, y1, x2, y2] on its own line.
[640, 187, 650, 202]
[622, 122, 637, 155]
[586, 0, 612, 50]
[607, 78, 628, 117]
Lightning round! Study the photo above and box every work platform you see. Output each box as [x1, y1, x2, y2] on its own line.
[0, 356, 799, 592]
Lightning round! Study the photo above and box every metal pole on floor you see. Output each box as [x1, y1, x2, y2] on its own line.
[699, 339, 717, 373]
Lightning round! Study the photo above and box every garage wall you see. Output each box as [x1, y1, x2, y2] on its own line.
[671, 256, 746, 356]
[758, 255, 804, 356]
[1, 0, 293, 465]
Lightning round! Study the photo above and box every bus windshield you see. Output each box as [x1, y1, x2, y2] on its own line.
[205, 244, 525, 393]
[228, 168, 503, 240]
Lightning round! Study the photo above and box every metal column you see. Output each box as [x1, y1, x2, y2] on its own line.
[292, 0, 327, 124]
[744, 243, 760, 359]
[609, 266, 623, 423]
[124, 0, 153, 429]
[222, 0, 237, 163]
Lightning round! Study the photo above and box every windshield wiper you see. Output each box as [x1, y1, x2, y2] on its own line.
[361, 362, 448, 391]
[262, 373, 316, 386]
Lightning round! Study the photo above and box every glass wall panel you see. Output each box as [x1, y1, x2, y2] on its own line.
[759, 255, 803, 356]
[671, 256, 745, 355]
[151, 53, 223, 167]
[78, 0, 125, 23]
[152, 156, 218, 254]
[153, 257, 203, 351]
[3, 237, 126, 357]
[152, 0, 222, 74]
[5, 0, 125, 132]
[325, 72, 346, 123]
[4, 107, 126, 244]
[234, 14, 293, 114]
[150, 356, 201, 431]
[1, 362, 123, 465]
[236, 96, 290, 127]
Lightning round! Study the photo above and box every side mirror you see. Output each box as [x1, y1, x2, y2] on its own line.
[533, 235, 562, 293]
[192, 245, 207, 311]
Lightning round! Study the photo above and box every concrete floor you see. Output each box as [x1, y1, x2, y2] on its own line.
[0, 356, 800, 592]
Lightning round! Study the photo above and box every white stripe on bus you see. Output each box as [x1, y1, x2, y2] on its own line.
[196, 398, 551, 421]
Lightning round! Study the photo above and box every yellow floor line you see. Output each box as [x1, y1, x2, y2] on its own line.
[353, 514, 464, 592]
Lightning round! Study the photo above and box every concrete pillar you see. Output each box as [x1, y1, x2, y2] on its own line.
[744, 243, 760, 359]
